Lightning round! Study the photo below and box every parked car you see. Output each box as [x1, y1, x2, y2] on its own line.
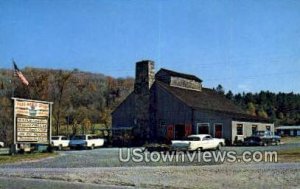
[51, 136, 70, 150]
[0, 141, 4, 148]
[244, 131, 281, 146]
[171, 134, 225, 151]
[243, 136, 262, 146]
[69, 134, 104, 150]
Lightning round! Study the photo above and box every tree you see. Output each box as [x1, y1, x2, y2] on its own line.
[225, 90, 234, 100]
[0, 96, 13, 145]
[51, 70, 74, 135]
[81, 118, 92, 134]
[215, 84, 225, 95]
[257, 108, 268, 119]
[100, 109, 112, 128]
[246, 102, 256, 116]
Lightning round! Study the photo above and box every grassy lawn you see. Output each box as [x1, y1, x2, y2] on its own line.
[278, 148, 300, 162]
[281, 137, 300, 144]
[0, 152, 57, 165]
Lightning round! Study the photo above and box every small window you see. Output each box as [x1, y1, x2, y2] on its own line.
[88, 136, 92, 140]
[202, 136, 212, 141]
[252, 125, 257, 135]
[237, 124, 243, 135]
[266, 126, 271, 131]
[61, 137, 67, 140]
[187, 137, 200, 141]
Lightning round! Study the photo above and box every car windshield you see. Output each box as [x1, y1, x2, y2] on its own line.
[72, 135, 85, 140]
[51, 136, 59, 140]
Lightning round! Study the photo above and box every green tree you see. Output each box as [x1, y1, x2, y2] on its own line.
[215, 84, 225, 95]
[246, 102, 256, 116]
[257, 108, 268, 119]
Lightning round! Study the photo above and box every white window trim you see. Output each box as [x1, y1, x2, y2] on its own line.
[252, 125, 258, 135]
[236, 123, 244, 136]
[213, 123, 223, 138]
[196, 123, 210, 134]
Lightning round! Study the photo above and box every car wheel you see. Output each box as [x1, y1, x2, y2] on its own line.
[91, 144, 95, 150]
[263, 142, 267, 146]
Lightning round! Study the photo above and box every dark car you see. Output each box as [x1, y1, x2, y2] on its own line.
[244, 136, 262, 146]
[244, 131, 281, 146]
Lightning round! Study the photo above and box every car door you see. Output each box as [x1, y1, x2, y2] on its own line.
[201, 136, 211, 149]
[203, 135, 216, 149]
[188, 136, 201, 150]
[61, 136, 68, 147]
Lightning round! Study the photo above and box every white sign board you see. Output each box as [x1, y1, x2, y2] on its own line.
[13, 98, 53, 144]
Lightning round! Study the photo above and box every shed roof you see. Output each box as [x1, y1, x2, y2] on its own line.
[157, 68, 202, 82]
[276, 126, 300, 130]
[156, 81, 270, 123]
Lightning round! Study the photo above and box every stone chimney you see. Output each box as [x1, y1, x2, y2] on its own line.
[134, 60, 155, 93]
[134, 60, 155, 140]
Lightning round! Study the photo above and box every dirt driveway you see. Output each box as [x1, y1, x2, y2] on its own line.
[0, 145, 299, 188]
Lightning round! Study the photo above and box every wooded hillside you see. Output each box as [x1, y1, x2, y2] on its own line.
[0, 67, 134, 144]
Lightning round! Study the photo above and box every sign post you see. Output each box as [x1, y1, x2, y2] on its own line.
[12, 98, 53, 153]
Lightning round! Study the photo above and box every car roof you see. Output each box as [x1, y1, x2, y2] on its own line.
[188, 134, 211, 138]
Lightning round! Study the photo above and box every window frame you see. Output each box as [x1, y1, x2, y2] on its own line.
[196, 123, 210, 134]
[236, 124, 244, 136]
[252, 125, 258, 135]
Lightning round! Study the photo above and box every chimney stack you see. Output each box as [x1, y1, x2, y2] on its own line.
[134, 60, 155, 94]
[134, 60, 155, 140]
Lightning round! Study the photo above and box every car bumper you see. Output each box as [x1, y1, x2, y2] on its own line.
[69, 144, 87, 148]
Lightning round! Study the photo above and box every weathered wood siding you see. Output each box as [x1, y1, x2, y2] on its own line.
[193, 110, 232, 141]
[112, 92, 136, 128]
[155, 70, 171, 84]
[170, 76, 202, 91]
[154, 84, 192, 138]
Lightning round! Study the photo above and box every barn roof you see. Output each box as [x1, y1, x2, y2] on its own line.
[156, 81, 270, 123]
[157, 68, 203, 82]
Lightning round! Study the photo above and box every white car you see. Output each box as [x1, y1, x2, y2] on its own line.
[69, 134, 104, 150]
[51, 136, 70, 150]
[0, 141, 4, 148]
[171, 134, 225, 151]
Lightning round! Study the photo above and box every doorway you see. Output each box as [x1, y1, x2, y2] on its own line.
[214, 124, 223, 138]
[197, 123, 209, 134]
[174, 124, 185, 139]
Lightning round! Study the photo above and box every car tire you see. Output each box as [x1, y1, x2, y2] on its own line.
[263, 142, 267, 146]
[91, 144, 95, 150]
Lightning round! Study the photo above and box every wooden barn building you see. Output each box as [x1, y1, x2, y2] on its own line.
[112, 60, 274, 145]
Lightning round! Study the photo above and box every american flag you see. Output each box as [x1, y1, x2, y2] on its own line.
[13, 61, 29, 86]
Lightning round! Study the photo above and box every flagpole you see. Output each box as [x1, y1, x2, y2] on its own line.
[11, 58, 15, 98]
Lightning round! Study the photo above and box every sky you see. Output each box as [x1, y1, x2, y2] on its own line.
[1, 0, 300, 93]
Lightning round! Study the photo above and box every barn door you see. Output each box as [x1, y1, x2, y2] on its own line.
[214, 124, 223, 138]
[185, 123, 192, 136]
[166, 125, 174, 140]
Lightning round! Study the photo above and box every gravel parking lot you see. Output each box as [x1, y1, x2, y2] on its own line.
[0, 144, 299, 188]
